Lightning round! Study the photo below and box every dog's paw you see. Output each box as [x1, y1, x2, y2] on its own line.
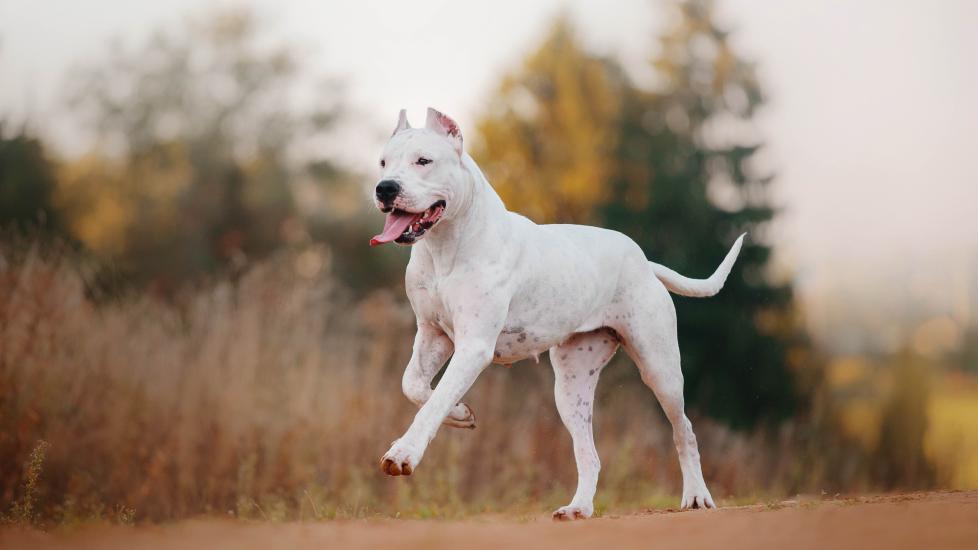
[552, 504, 593, 521]
[380, 440, 421, 476]
[680, 488, 716, 510]
[442, 402, 476, 430]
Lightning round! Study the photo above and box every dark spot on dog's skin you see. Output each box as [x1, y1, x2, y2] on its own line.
[560, 354, 567, 361]
[577, 347, 582, 351]
[602, 339, 608, 344]
[517, 332, 527, 343]
[501, 326, 524, 335]
[495, 351, 501, 358]
[588, 346, 593, 351]
[589, 369, 596, 376]
[587, 414, 592, 423]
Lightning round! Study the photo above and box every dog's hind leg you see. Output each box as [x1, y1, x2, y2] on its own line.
[615, 286, 716, 510]
[550, 329, 619, 520]
[402, 324, 476, 429]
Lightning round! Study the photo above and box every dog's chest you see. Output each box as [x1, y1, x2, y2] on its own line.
[409, 277, 455, 333]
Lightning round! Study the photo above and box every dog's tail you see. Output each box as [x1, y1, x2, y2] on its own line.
[651, 233, 746, 298]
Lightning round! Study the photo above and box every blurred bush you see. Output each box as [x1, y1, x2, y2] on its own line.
[0, 125, 66, 238]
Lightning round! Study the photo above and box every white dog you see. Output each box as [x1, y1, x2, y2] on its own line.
[371, 108, 744, 520]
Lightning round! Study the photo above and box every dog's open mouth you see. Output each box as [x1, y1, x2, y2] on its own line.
[370, 200, 446, 247]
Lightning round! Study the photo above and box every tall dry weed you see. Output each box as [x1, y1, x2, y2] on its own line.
[0, 242, 859, 522]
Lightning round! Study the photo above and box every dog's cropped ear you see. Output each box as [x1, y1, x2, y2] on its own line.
[425, 107, 463, 154]
[392, 109, 411, 136]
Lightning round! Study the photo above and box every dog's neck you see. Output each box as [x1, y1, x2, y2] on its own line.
[416, 153, 509, 276]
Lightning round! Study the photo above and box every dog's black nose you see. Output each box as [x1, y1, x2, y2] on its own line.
[375, 180, 401, 203]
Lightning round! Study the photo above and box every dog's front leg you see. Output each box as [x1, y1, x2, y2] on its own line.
[381, 339, 495, 476]
[401, 324, 476, 429]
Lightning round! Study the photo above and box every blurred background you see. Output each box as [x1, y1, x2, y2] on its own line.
[1, 0, 976, 524]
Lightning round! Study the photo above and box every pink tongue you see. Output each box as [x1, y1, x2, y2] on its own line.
[370, 211, 423, 246]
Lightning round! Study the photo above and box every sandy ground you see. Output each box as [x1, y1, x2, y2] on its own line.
[3, 491, 976, 550]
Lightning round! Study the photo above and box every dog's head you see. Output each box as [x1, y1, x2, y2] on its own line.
[370, 108, 467, 247]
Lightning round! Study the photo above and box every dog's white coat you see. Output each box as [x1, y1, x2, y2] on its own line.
[377, 108, 744, 519]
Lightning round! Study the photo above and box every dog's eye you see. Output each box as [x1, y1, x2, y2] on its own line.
[416, 157, 432, 166]
[380, 159, 386, 168]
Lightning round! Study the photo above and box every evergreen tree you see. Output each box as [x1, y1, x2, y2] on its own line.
[0, 125, 65, 236]
[475, 2, 813, 428]
[603, 0, 809, 428]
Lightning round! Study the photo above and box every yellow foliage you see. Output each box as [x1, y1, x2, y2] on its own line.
[56, 154, 132, 256]
[925, 374, 978, 489]
[827, 356, 871, 388]
[472, 18, 620, 224]
[838, 400, 882, 450]
[826, 356, 881, 448]
[56, 143, 194, 259]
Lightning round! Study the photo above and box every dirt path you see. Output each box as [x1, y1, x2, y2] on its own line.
[4, 491, 977, 550]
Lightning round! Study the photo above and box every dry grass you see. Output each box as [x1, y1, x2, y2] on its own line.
[0, 243, 917, 525]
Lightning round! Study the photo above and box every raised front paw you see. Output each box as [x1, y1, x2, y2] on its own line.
[442, 402, 476, 430]
[552, 504, 593, 521]
[380, 440, 422, 476]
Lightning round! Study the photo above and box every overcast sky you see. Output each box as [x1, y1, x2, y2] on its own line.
[2, 0, 977, 285]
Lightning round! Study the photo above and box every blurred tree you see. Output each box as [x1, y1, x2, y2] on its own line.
[61, 9, 348, 291]
[953, 327, 978, 373]
[0, 124, 66, 236]
[474, 2, 814, 428]
[606, 0, 813, 429]
[472, 16, 623, 224]
[873, 351, 934, 488]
